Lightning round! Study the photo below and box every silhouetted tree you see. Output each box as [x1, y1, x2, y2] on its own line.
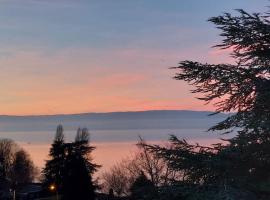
[0, 139, 18, 179]
[10, 149, 36, 186]
[42, 125, 66, 192]
[10, 149, 37, 200]
[174, 9, 270, 136]
[0, 139, 36, 183]
[130, 171, 157, 200]
[102, 162, 130, 196]
[62, 128, 99, 200]
[141, 6, 270, 200]
[43, 126, 99, 199]
[102, 140, 175, 197]
[0, 139, 36, 199]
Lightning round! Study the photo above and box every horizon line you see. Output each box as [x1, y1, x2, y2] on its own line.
[0, 109, 217, 118]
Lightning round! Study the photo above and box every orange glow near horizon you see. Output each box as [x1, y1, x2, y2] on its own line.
[0, 99, 215, 116]
[20, 139, 224, 174]
[0, 46, 231, 116]
[0, 0, 264, 116]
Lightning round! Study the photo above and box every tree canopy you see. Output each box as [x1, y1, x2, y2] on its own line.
[140, 7, 270, 200]
[42, 126, 99, 200]
[174, 9, 270, 135]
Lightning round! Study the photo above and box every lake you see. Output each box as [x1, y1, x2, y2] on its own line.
[0, 111, 231, 174]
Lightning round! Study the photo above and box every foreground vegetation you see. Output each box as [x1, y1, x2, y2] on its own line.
[42, 126, 99, 200]
[102, 5, 270, 200]
[1, 4, 270, 200]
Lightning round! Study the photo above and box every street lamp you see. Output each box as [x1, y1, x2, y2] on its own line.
[49, 184, 59, 200]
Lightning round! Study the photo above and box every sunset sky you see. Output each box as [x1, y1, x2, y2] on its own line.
[0, 0, 267, 115]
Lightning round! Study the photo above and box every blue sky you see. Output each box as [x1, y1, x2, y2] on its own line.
[0, 0, 266, 50]
[0, 0, 268, 115]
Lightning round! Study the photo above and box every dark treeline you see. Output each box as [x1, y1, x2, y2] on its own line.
[1, 4, 270, 200]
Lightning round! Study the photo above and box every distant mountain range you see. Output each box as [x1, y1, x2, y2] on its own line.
[0, 110, 226, 119]
[0, 110, 228, 132]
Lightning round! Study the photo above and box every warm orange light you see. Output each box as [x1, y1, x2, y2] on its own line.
[49, 184, 56, 191]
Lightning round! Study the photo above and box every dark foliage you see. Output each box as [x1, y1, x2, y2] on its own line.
[174, 9, 270, 134]
[0, 139, 36, 189]
[42, 125, 66, 192]
[140, 6, 270, 200]
[11, 149, 36, 186]
[130, 171, 157, 200]
[42, 126, 100, 200]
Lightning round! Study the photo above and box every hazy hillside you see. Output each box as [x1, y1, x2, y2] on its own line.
[0, 110, 227, 132]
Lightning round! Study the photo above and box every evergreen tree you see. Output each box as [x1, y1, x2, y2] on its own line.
[62, 128, 99, 200]
[43, 126, 99, 199]
[173, 8, 270, 198]
[42, 125, 66, 192]
[174, 9, 270, 135]
[140, 6, 270, 200]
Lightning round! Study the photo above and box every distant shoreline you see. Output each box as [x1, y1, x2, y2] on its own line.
[0, 109, 221, 118]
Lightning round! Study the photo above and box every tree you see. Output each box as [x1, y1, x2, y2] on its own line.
[62, 128, 99, 200]
[0, 139, 36, 184]
[9, 149, 37, 200]
[0, 139, 36, 199]
[101, 141, 176, 197]
[102, 161, 131, 196]
[0, 139, 18, 179]
[174, 9, 270, 135]
[141, 7, 270, 200]
[135, 138, 177, 186]
[43, 126, 99, 200]
[10, 149, 37, 185]
[130, 171, 157, 200]
[172, 8, 270, 198]
[42, 125, 66, 192]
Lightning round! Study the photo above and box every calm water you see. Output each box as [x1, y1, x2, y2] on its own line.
[0, 111, 230, 174]
[0, 128, 227, 173]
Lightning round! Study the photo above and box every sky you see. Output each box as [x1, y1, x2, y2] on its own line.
[0, 0, 268, 115]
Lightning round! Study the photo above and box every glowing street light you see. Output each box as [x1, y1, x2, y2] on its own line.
[49, 184, 56, 191]
[49, 184, 59, 200]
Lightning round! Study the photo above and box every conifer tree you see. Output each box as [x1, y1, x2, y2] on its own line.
[141, 6, 270, 200]
[62, 128, 99, 200]
[43, 126, 99, 199]
[42, 125, 66, 192]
